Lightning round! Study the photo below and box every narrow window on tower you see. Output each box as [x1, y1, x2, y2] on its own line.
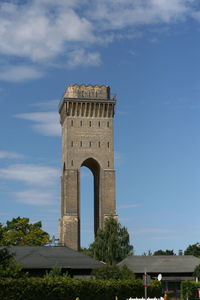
[80, 141, 82, 147]
[98, 141, 101, 148]
[89, 121, 91, 127]
[71, 160, 74, 167]
[80, 120, 82, 126]
[107, 121, 109, 127]
[98, 121, 100, 127]
[107, 142, 110, 148]
[71, 120, 73, 126]
[89, 141, 92, 147]
[71, 141, 73, 147]
[108, 161, 110, 167]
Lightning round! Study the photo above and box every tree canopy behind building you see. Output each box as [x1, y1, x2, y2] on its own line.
[153, 249, 175, 256]
[0, 217, 50, 246]
[184, 243, 200, 257]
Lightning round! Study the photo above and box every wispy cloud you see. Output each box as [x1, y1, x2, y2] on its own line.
[0, 150, 23, 159]
[30, 100, 59, 110]
[67, 49, 101, 67]
[87, 0, 192, 29]
[0, 1, 95, 62]
[118, 203, 139, 209]
[13, 189, 56, 206]
[134, 227, 172, 234]
[0, 0, 198, 76]
[151, 236, 177, 240]
[114, 152, 125, 166]
[0, 65, 44, 82]
[0, 164, 59, 186]
[15, 112, 60, 136]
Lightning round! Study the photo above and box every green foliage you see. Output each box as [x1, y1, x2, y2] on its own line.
[181, 281, 200, 300]
[0, 277, 162, 300]
[153, 249, 175, 255]
[0, 247, 23, 278]
[44, 265, 62, 278]
[142, 250, 153, 256]
[184, 243, 200, 257]
[92, 264, 135, 280]
[88, 217, 133, 265]
[44, 265, 69, 278]
[193, 264, 200, 280]
[0, 217, 50, 246]
[80, 247, 93, 257]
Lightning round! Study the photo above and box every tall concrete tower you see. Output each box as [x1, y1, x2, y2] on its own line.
[59, 84, 117, 250]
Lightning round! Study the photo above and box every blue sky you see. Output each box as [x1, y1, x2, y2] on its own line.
[1, 0, 200, 255]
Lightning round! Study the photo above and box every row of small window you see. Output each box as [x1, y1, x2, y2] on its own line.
[71, 160, 110, 167]
[71, 141, 110, 148]
[70, 120, 110, 127]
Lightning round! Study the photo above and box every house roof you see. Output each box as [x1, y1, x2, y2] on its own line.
[1, 246, 103, 270]
[118, 255, 200, 274]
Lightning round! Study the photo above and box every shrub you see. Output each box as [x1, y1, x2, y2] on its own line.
[181, 281, 200, 300]
[0, 277, 162, 300]
[92, 264, 135, 280]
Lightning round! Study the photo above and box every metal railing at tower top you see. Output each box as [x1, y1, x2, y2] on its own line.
[58, 94, 117, 112]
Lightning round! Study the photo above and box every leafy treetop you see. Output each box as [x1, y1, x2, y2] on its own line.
[153, 249, 175, 256]
[184, 243, 200, 257]
[0, 217, 50, 246]
[87, 217, 133, 265]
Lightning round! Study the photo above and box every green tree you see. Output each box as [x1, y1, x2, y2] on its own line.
[88, 217, 133, 265]
[184, 243, 200, 257]
[193, 264, 200, 279]
[0, 224, 4, 241]
[92, 264, 135, 280]
[0, 217, 50, 246]
[0, 247, 23, 278]
[153, 249, 175, 255]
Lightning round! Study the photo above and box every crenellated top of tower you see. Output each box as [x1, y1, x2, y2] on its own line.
[59, 84, 116, 123]
[63, 84, 110, 100]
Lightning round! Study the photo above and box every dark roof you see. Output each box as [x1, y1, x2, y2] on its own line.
[1, 246, 103, 270]
[118, 255, 200, 273]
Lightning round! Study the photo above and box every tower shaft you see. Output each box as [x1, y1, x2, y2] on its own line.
[59, 84, 116, 250]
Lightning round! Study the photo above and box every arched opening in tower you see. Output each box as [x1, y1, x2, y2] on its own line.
[80, 158, 100, 248]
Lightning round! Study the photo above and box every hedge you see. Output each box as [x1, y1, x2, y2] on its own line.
[0, 277, 162, 300]
[181, 281, 200, 300]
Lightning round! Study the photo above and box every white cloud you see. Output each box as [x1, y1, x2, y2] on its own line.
[0, 0, 95, 61]
[15, 112, 60, 136]
[88, 0, 193, 29]
[0, 65, 43, 82]
[118, 203, 139, 209]
[14, 189, 55, 206]
[114, 151, 125, 166]
[0, 0, 197, 73]
[0, 164, 59, 186]
[30, 100, 59, 110]
[0, 150, 23, 159]
[67, 49, 101, 67]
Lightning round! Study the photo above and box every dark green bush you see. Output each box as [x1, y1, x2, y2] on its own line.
[181, 281, 200, 300]
[0, 277, 162, 300]
[92, 264, 135, 280]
